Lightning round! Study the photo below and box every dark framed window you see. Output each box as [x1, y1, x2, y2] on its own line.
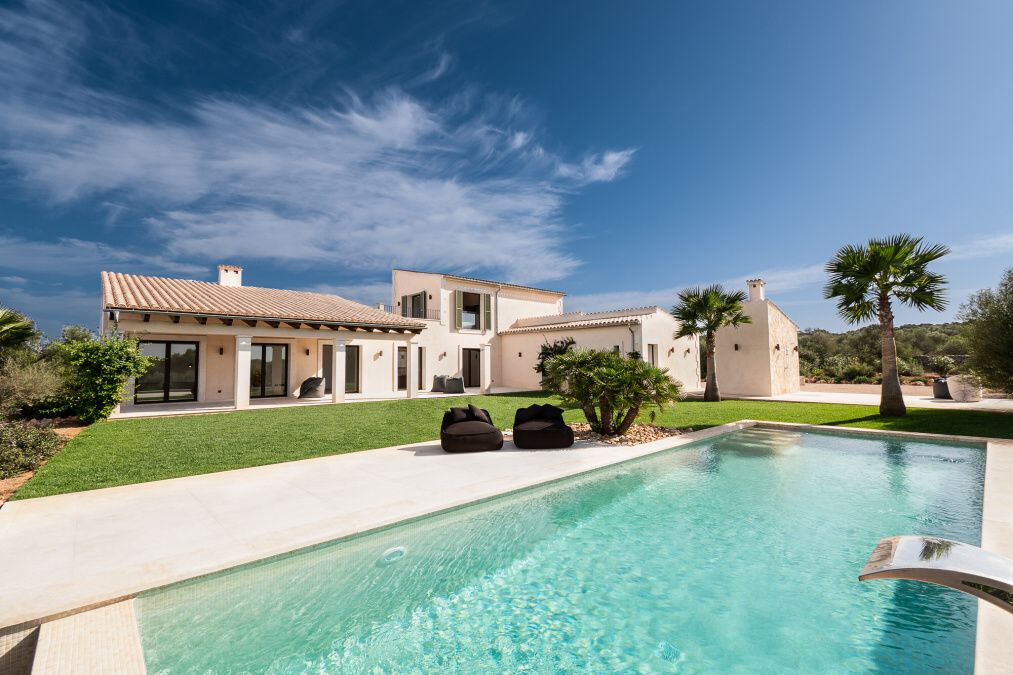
[345, 345, 360, 393]
[251, 343, 288, 398]
[135, 341, 199, 404]
[397, 346, 407, 390]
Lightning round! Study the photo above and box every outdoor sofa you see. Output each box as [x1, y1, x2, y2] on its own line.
[440, 404, 504, 453]
[512, 404, 574, 449]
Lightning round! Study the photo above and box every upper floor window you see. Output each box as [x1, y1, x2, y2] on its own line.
[454, 290, 492, 331]
[400, 291, 437, 320]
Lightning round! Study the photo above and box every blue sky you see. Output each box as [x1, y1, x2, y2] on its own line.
[1, 0, 1011, 337]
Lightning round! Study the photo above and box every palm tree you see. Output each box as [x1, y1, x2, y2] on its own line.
[671, 285, 751, 402]
[541, 349, 681, 435]
[0, 306, 37, 355]
[824, 234, 948, 417]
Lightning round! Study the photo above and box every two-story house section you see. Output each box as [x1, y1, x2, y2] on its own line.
[389, 269, 565, 393]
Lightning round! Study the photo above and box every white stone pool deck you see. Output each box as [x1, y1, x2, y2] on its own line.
[1, 421, 1011, 673]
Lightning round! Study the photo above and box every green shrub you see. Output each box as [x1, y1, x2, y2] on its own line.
[851, 376, 874, 384]
[542, 349, 682, 435]
[0, 420, 63, 479]
[924, 355, 956, 377]
[896, 357, 924, 377]
[959, 269, 1013, 393]
[534, 337, 576, 378]
[55, 334, 152, 424]
[0, 355, 68, 420]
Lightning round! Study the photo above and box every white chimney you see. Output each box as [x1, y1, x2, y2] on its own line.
[746, 278, 765, 301]
[218, 264, 243, 287]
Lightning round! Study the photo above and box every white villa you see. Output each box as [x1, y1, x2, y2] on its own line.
[100, 265, 797, 416]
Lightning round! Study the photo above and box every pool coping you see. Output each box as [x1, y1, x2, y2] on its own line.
[5, 420, 1011, 673]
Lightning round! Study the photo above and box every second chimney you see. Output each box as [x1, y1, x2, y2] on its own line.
[218, 264, 243, 287]
[746, 278, 765, 301]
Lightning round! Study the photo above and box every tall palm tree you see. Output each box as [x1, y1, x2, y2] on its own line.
[824, 234, 949, 417]
[671, 285, 751, 402]
[0, 306, 37, 355]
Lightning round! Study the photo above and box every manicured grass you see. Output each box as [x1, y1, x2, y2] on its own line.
[13, 393, 1013, 499]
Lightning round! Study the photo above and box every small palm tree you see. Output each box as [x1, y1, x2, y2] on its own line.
[0, 306, 37, 355]
[824, 234, 949, 416]
[542, 349, 681, 435]
[671, 285, 751, 402]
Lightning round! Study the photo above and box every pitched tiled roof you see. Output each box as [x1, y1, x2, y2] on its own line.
[499, 316, 643, 335]
[102, 272, 424, 329]
[393, 268, 566, 296]
[509, 306, 661, 330]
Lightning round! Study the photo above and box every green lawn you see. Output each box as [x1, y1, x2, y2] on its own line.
[13, 392, 1013, 500]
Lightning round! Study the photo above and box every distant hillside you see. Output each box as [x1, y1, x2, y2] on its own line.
[799, 322, 967, 382]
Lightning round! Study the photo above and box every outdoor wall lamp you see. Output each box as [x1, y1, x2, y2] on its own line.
[305, 348, 310, 356]
[518, 352, 523, 357]
[378, 350, 383, 357]
[775, 343, 781, 351]
[218, 347, 224, 355]
[668, 347, 675, 356]
[793, 345, 799, 352]
[734, 343, 740, 351]
[684, 348, 691, 356]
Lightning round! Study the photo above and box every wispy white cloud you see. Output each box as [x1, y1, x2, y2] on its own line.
[947, 231, 1013, 261]
[0, 0, 636, 287]
[0, 283, 97, 336]
[566, 264, 826, 312]
[0, 235, 206, 277]
[306, 281, 393, 307]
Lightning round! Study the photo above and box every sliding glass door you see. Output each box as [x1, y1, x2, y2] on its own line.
[135, 341, 198, 404]
[251, 343, 288, 398]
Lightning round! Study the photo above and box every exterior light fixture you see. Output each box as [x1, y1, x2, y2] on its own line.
[518, 352, 523, 357]
[734, 344, 739, 351]
[775, 344, 781, 351]
[305, 348, 310, 356]
[218, 347, 224, 355]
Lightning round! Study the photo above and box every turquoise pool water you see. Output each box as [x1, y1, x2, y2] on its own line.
[136, 428, 985, 673]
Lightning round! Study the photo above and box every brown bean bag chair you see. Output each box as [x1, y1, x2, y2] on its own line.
[440, 404, 504, 453]
[512, 404, 574, 449]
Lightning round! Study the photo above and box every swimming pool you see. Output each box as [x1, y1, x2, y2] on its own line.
[136, 427, 985, 672]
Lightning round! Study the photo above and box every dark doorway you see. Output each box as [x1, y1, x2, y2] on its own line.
[462, 348, 481, 388]
[250, 343, 288, 398]
[397, 346, 408, 390]
[135, 341, 198, 403]
[323, 344, 360, 394]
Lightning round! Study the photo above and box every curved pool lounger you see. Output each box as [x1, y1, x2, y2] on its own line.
[859, 536, 1013, 614]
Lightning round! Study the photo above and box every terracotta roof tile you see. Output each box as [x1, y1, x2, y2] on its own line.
[499, 316, 642, 334]
[102, 272, 424, 329]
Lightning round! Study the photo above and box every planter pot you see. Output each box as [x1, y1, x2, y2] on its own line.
[932, 378, 951, 400]
[946, 375, 981, 403]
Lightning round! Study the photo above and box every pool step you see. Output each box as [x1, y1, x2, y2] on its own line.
[31, 601, 145, 674]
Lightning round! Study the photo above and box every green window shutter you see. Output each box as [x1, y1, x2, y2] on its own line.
[483, 293, 492, 332]
[419, 292, 427, 317]
[454, 290, 463, 329]
[401, 295, 409, 317]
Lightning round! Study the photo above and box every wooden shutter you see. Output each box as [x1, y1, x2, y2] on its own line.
[419, 292, 427, 318]
[454, 290, 463, 329]
[401, 295, 409, 317]
[483, 293, 492, 332]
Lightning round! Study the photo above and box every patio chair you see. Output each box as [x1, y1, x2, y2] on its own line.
[298, 377, 325, 398]
[512, 404, 574, 449]
[440, 404, 503, 453]
[444, 377, 465, 394]
[432, 375, 447, 392]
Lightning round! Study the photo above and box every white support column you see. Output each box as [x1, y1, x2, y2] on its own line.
[331, 337, 346, 403]
[480, 343, 493, 394]
[406, 339, 417, 399]
[235, 335, 252, 410]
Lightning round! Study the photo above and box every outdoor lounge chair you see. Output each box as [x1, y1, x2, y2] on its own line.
[432, 375, 447, 392]
[298, 376, 325, 398]
[440, 404, 503, 453]
[444, 377, 465, 394]
[512, 404, 574, 449]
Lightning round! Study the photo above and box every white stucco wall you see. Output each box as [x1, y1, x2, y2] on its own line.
[497, 309, 701, 393]
[713, 299, 800, 396]
[391, 270, 563, 390]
